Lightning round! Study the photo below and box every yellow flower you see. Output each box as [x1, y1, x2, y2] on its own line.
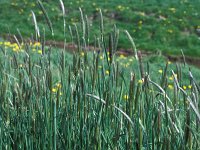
[138, 20, 143, 25]
[138, 79, 144, 84]
[105, 70, 109, 75]
[100, 55, 104, 60]
[158, 69, 163, 74]
[183, 85, 187, 90]
[167, 61, 171, 64]
[19, 64, 23, 68]
[38, 50, 42, 54]
[138, 12, 145, 16]
[10, 43, 17, 47]
[119, 54, 125, 59]
[59, 92, 63, 96]
[56, 83, 62, 89]
[188, 85, 192, 89]
[117, 5, 122, 9]
[34, 42, 41, 47]
[4, 42, 11, 46]
[123, 95, 129, 100]
[168, 84, 173, 90]
[117, 5, 125, 11]
[80, 52, 84, 57]
[52, 88, 57, 93]
[13, 48, 19, 52]
[169, 77, 173, 81]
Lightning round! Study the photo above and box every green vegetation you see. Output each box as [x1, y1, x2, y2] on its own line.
[0, 0, 200, 149]
[0, 0, 200, 56]
[1, 38, 200, 149]
[1, 39, 200, 149]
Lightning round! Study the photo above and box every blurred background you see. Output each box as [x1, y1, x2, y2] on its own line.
[0, 0, 200, 57]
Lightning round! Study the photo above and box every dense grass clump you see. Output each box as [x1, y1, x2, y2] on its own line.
[0, 1, 200, 149]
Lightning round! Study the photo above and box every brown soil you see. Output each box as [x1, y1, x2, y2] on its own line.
[45, 40, 200, 68]
[2, 34, 200, 68]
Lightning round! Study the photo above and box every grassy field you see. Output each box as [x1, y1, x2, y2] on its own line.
[0, 0, 200, 56]
[1, 39, 200, 149]
[0, 0, 200, 149]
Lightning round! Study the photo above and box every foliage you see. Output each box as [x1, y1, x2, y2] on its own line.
[0, 0, 200, 149]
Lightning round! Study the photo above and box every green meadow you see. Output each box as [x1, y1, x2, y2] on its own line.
[1, 0, 200, 56]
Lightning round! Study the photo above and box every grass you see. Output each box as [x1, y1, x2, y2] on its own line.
[1, 40, 200, 149]
[0, 0, 200, 149]
[0, 0, 200, 56]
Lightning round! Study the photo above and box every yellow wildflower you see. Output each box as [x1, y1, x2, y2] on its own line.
[4, 42, 11, 46]
[158, 69, 163, 74]
[183, 85, 187, 90]
[19, 64, 23, 68]
[138, 12, 145, 16]
[168, 84, 173, 90]
[123, 95, 129, 100]
[167, 61, 171, 64]
[80, 52, 84, 57]
[38, 50, 42, 54]
[119, 54, 125, 59]
[105, 70, 109, 75]
[34, 42, 41, 47]
[188, 85, 192, 89]
[52, 88, 57, 93]
[56, 83, 62, 89]
[138, 79, 144, 84]
[100, 55, 104, 60]
[138, 20, 143, 25]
